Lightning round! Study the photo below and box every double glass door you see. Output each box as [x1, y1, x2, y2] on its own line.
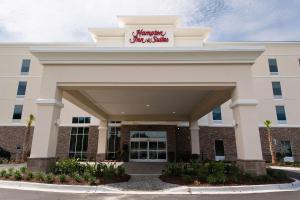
[130, 131, 167, 162]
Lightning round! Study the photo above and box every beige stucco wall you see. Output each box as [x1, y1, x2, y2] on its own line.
[0, 43, 300, 127]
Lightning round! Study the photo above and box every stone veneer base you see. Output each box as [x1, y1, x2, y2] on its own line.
[237, 159, 266, 176]
[27, 157, 57, 173]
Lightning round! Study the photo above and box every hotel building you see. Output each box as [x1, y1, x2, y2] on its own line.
[0, 16, 300, 175]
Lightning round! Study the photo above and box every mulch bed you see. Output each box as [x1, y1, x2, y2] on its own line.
[0, 174, 130, 185]
[159, 175, 294, 186]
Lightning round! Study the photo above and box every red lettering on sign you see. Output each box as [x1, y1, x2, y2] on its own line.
[129, 29, 169, 44]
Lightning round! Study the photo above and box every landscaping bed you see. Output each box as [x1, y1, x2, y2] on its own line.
[0, 159, 130, 185]
[160, 161, 293, 186]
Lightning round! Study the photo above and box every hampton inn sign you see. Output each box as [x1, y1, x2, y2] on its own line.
[2, 15, 298, 176]
[129, 29, 170, 44]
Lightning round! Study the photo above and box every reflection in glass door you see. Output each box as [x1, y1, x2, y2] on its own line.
[130, 131, 167, 162]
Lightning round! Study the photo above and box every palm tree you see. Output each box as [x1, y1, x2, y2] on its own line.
[264, 120, 277, 164]
[21, 114, 35, 162]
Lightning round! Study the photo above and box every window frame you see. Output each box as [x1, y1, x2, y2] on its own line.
[20, 59, 31, 75]
[268, 58, 279, 75]
[275, 105, 287, 124]
[271, 81, 282, 99]
[12, 104, 23, 121]
[16, 81, 27, 98]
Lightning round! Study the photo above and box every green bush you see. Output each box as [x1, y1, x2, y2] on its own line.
[73, 173, 82, 182]
[267, 169, 288, 181]
[45, 173, 55, 184]
[26, 172, 34, 181]
[83, 172, 92, 181]
[35, 172, 45, 182]
[20, 166, 27, 174]
[207, 173, 226, 184]
[181, 174, 193, 183]
[0, 169, 7, 177]
[59, 174, 66, 183]
[13, 170, 22, 181]
[53, 159, 83, 175]
[89, 176, 96, 185]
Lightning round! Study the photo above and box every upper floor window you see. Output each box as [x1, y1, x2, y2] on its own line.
[72, 117, 91, 124]
[12, 105, 23, 120]
[212, 106, 222, 121]
[16, 81, 27, 97]
[276, 105, 287, 123]
[268, 58, 278, 75]
[21, 59, 31, 75]
[272, 81, 282, 99]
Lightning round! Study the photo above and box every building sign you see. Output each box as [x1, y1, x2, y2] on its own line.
[125, 28, 174, 47]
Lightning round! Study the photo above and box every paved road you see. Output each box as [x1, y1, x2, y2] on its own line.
[0, 189, 300, 200]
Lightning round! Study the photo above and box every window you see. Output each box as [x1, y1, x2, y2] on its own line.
[276, 105, 287, 123]
[16, 81, 27, 97]
[21, 59, 31, 75]
[12, 105, 23, 120]
[215, 140, 225, 159]
[69, 127, 89, 160]
[72, 116, 91, 124]
[268, 58, 278, 74]
[281, 141, 293, 157]
[107, 123, 121, 160]
[212, 106, 222, 121]
[272, 81, 282, 98]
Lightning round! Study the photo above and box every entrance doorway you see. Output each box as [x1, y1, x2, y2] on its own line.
[215, 140, 225, 161]
[129, 131, 167, 162]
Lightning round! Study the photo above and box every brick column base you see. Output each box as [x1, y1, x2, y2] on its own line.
[237, 159, 266, 176]
[96, 153, 106, 162]
[27, 157, 57, 173]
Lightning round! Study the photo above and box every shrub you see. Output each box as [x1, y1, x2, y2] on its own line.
[13, 170, 22, 181]
[89, 176, 96, 185]
[8, 168, 14, 175]
[103, 164, 117, 179]
[0, 169, 7, 178]
[207, 173, 226, 185]
[267, 169, 288, 181]
[59, 174, 66, 183]
[26, 172, 34, 180]
[53, 159, 83, 175]
[116, 166, 125, 177]
[73, 173, 82, 182]
[35, 172, 45, 182]
[181, 174, 193, 183]
[45, 173, 55, 184]
[83, 172, 92, 182]
[20, 166, 27, 174]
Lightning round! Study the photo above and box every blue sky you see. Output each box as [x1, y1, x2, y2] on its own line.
[0, 0, 299, 42]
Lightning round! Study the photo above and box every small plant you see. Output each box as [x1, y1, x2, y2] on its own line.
[0, 169, 7, 178]
[53, 159, 83, 175]
[83, 172, 92, 182]
[45, 173, 55, 184]
[35, 172, 45, 182]
[20, 166, 27, 174]
[8, 168, 14, 175]
[73, 173, 82, 183]
[59, 174, 66, 183]
[26, 171, 34, 180]
[13, 170, 22, 181]
[89, 176, 96, 185]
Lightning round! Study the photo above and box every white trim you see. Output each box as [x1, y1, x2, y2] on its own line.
[35, 99, 64, 108]
[229, 99, 259, 109]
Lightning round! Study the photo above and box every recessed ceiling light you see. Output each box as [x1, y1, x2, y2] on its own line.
[146, 104, 150, 107]
[172, 111, 176, 114]
[121, 112, 125, 114]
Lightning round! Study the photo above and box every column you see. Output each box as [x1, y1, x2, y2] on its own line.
[230, 89, 266, 175]
[27, 89, 63, 172]
[190, 120, 200, 160]
[96, 120, 108, 161]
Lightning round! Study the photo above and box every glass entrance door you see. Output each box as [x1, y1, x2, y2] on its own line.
[130, 131, 167, 162]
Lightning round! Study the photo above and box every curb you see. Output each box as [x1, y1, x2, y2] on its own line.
[0, 179, 299, 194]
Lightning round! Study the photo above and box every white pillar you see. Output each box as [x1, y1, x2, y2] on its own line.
[27, 89, 63, 172]
[96, 120, 108, 161]
[231, 89, 266, 175]
[190, 120, 200, 159]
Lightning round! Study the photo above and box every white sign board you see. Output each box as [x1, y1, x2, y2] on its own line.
[125, 28, 174, 47]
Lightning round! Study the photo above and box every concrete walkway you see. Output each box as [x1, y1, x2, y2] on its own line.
[121, 162, 166, 175]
